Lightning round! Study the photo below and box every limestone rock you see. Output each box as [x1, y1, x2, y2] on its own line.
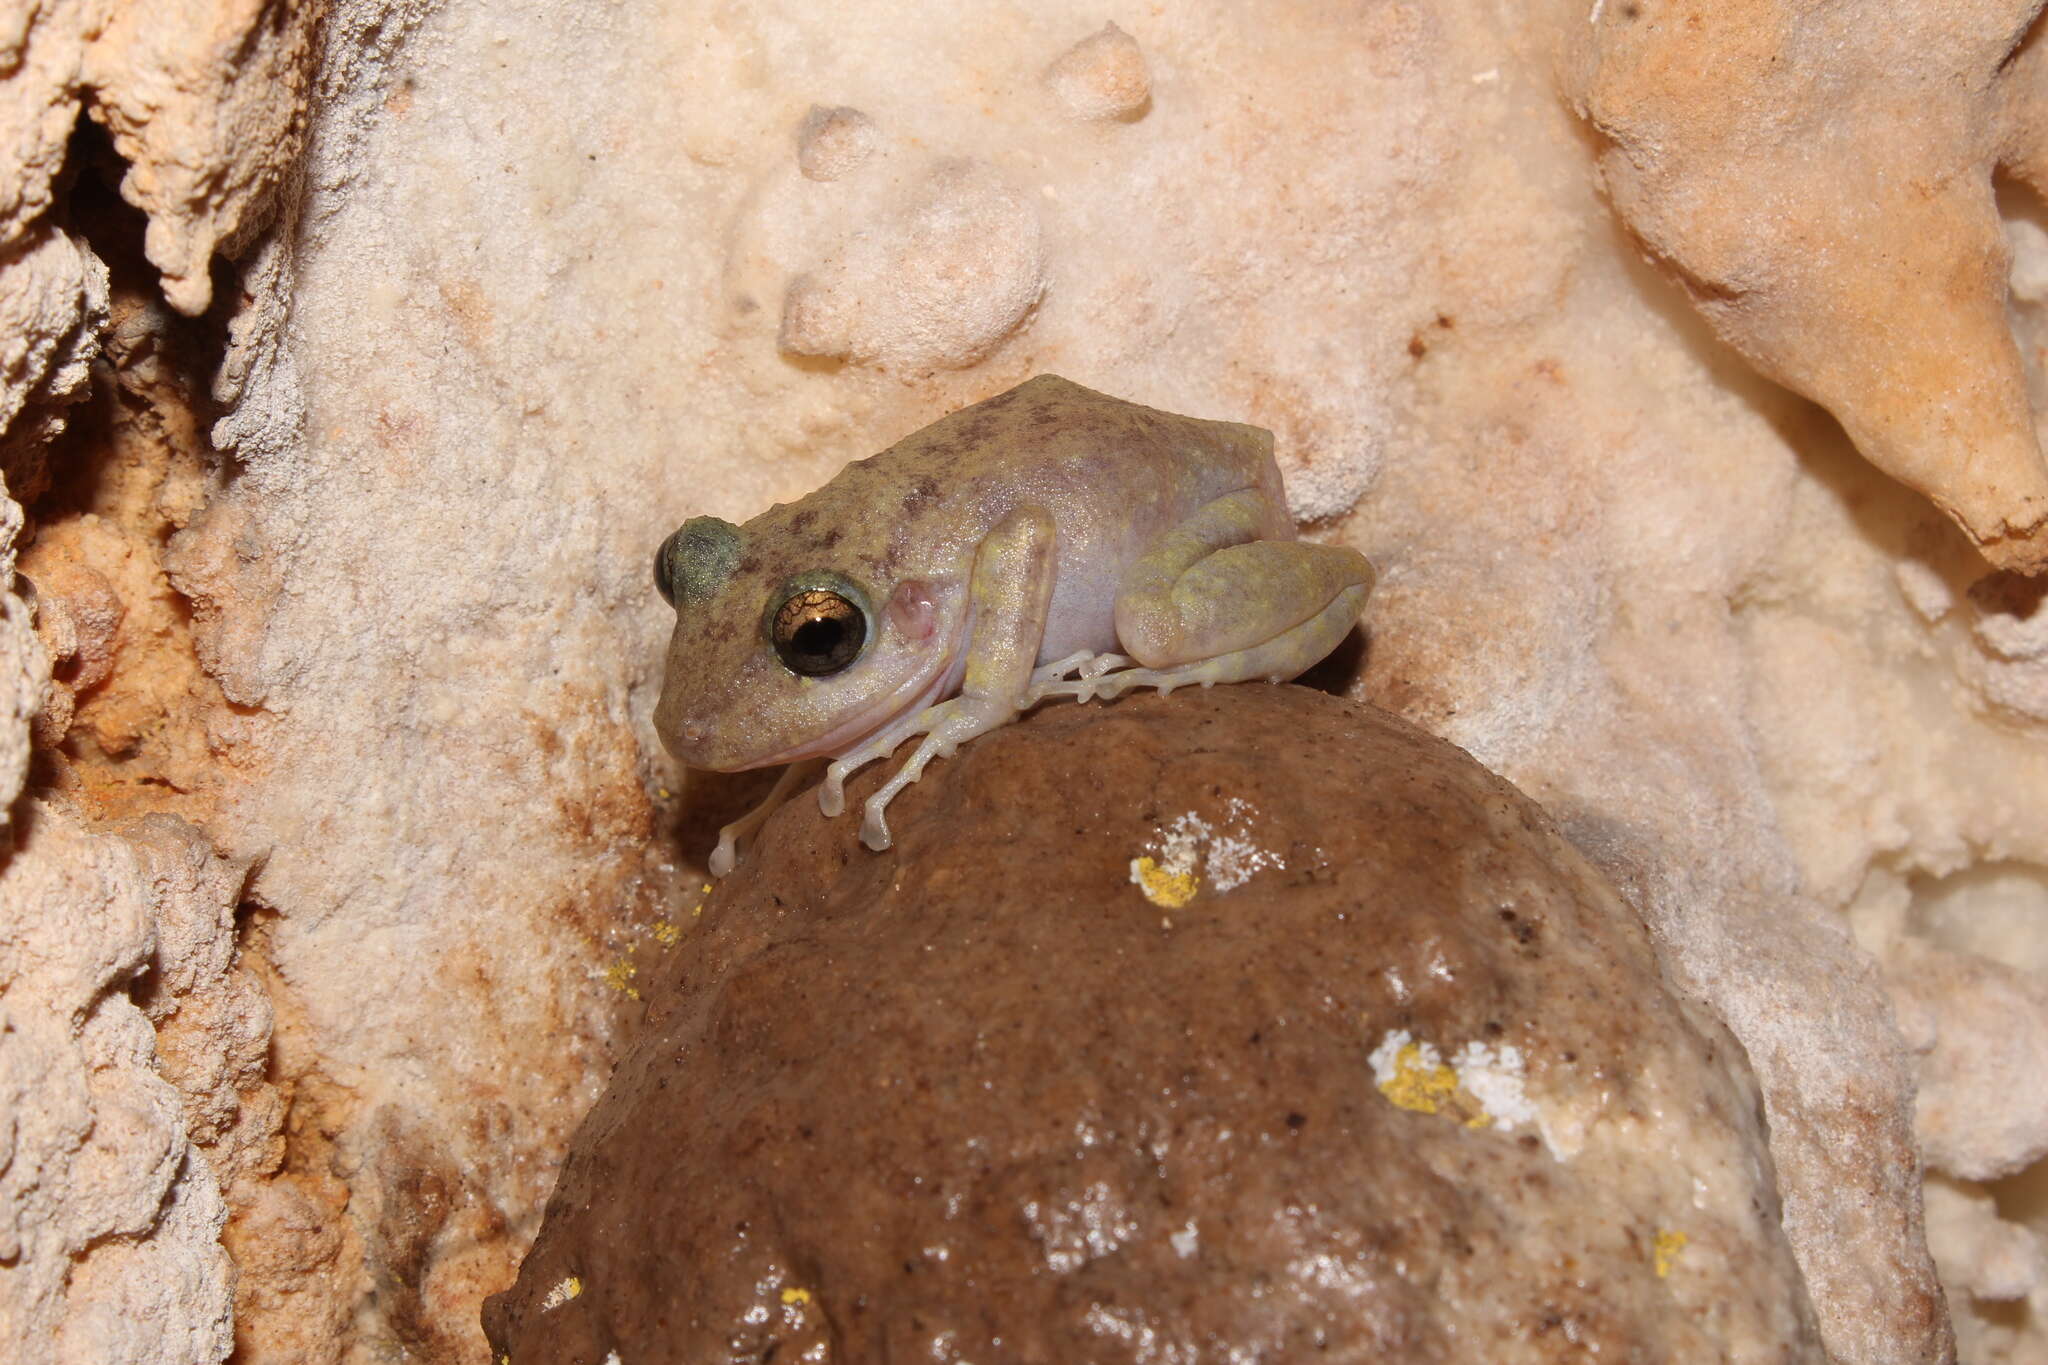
[1890, 940, 2048, 1182]
[1561, 0, 2048, 572]
[0, 804, 234, 1365]
[777, 156, 1048, 373]
[485, 687, 1823, 1362]
[1045, 22, 1152, 122]
[794, 105, 879, 182]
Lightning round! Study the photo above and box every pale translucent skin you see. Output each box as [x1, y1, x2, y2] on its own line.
[653, 375, 1376, 874]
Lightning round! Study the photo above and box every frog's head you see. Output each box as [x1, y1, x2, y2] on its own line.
[651, 514, 963, 770]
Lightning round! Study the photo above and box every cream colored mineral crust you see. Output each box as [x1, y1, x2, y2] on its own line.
[6, 0, 2048, 1361]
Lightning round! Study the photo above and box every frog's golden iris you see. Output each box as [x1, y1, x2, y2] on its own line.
[771, 588, 867, 676]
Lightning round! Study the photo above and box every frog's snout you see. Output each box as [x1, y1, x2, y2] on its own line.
[652, 678, 710, 764]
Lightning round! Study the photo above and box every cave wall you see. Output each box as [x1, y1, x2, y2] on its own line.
[4, 1, 2047, 1361]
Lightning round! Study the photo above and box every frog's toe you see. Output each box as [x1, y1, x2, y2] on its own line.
[1078, 652, 1132, 680]
[1024, 650, 1132, 705]
[860, 795, 894, 851]
[819, 766, 849, 818]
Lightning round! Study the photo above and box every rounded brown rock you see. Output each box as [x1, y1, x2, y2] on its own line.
[484, 685, 1824, 1363]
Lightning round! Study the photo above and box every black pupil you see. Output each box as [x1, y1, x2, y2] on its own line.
[774, 590, 865, 675]
[792, 617, 844, 660]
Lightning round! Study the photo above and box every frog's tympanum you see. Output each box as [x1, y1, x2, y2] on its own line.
[654, 375, 1374, 873]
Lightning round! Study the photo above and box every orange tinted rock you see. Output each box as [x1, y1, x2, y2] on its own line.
[486, 686, 1823, 1362]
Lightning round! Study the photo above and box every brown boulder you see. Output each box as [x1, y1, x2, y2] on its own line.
[484, 685, 1823, 1362]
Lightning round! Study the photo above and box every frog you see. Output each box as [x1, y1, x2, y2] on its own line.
[654, 374, 1375, 876]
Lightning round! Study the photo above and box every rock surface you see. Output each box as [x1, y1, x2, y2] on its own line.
[0, 806, 238, 1365]
[10, 0, 2048, 1361]
[485, 686, 1824, 1363]
[1561, 0, 2048, 571]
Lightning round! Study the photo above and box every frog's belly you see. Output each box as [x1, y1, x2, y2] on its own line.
[1025, 471, 1273, 664]
[1038, 570, 1126, 662]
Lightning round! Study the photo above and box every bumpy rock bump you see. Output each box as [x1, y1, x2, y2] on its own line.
[795, 104, 879, 182]
[485, 687, 1823, 1363]
[1045, 21, 1153, 122]
[1890, 940, 2048, 1182]
[777, 157, 1046, 371]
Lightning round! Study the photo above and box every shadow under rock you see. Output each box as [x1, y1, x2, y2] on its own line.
[1295, 620, 1370, 697]
[662, 764, 783, 874]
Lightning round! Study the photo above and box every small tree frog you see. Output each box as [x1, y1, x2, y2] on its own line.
[654, 375, 1374, 875]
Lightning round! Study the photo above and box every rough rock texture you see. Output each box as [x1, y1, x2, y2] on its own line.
[0, 806, 237, 1365]
[486, 687, 1826, 1363]
[774, 156, 1049, 372]
[1045, 22, 1152, 122]
[6, 0, 2048, 1361]
[0, 5, 323, 1361]
[0, 0, 319, 468]
[1560, 0, 2048, 572]
[0, 0, 323, 317]
[1889, 940, 2048, 1183]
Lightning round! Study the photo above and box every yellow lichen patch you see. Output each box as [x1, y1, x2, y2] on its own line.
[1366, 1030, 1537, 1135]
[1130, 854, 1199, 908]
[780, 1286, 814, 1307]
[1376, 1042, 1461, 1116]
[602, 957, 640, 1000]
[1129, 803, 1286, 908]
[1654, 1229, 1688, 1278]
[541, 1275, 583, 1311]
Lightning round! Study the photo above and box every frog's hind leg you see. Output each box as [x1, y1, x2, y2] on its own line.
[1082, 586, 1369, 701]
[1022, 649, 1133, 706]
[1035, 488, 1374, 703]
[709, 757, 828, 878]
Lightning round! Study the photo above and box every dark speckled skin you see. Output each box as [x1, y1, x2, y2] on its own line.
[655, 375, 1291, 771]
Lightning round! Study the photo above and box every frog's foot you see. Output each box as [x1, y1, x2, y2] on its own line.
[818, 700, 944, 820]
[819, 693, 1016, 850]
[710, 758, 826, 878]
[855, 694, 1016, 850]
[1078, 585, 1374, 703]
[1023, 651, 1134, 705]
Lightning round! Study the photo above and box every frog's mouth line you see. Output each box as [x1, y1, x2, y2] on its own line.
[741, 608, 972, 769]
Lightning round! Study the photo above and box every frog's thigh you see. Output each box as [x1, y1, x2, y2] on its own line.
[1114, 490, 1375, 668]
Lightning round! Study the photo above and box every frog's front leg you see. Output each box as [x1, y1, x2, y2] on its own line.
[819, 504, 1058, 850]
[1057, 488, 1374, 700]
[709, 757, 827, 878]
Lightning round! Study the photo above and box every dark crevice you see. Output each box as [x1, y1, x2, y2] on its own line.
[14, 113, 257, 829]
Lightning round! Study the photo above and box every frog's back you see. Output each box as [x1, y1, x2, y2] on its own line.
[834, 375, 1283, 540]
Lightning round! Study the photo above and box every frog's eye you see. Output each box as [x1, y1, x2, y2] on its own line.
[655, 517, 744, 608]
[654, 531, 682, 605]
[771, 587, 868, 676]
